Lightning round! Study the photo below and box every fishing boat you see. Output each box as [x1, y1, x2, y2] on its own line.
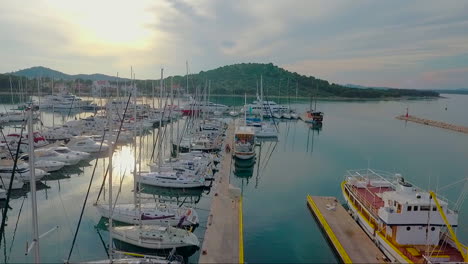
[302, 85, 324, 125]
[234, 126, 256, 160]
[95, 203, 199, 227]
[235, 95, 256, 160]
[342, 169, 467, 263]
[112, 225, 200, 251]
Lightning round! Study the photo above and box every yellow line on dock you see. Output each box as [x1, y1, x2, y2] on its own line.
[306, 195, 353, 264]
[239, 195, 244, 264]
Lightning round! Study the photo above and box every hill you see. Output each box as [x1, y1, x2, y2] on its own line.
[11, 66, 125, 81]
[2, 63, 439, 98]
[162, 63, 439, 98]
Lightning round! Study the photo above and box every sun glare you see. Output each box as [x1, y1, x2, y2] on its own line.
[45, 0, 155, 48]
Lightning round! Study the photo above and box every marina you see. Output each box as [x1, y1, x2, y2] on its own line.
[0, 92, 467, 263]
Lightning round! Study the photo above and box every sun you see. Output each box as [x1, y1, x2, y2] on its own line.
[45, 0, 155, 49]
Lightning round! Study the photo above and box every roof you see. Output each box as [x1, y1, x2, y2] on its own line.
[235, 126, 255, 135]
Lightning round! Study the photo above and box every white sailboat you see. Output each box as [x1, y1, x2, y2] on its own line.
[96, 203, 198, 227]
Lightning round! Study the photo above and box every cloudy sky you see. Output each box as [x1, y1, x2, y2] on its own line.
[1, 0, 468, 89]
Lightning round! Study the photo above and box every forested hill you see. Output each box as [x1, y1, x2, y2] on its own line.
[168, 63, 438, 98]
[2, 63, 439, 98]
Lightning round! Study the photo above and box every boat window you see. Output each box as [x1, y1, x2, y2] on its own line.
[431, 227, 435, 231]
[420, 206, 430, 211]
[432, 206, 437, 211]
[407, 206, 412, 211]
[413, 206, 418, 211]
[406, 226, 411, 231]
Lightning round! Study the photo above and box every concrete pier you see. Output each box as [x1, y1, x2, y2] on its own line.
[199, 123, 244, 263]
[306, 195, 385, 263]
[396, 115, 468, 134]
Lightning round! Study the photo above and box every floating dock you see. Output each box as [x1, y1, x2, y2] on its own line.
[396, 115, 468, 134]
[306, 195, 385, 263]
[199, 123, 244, 263]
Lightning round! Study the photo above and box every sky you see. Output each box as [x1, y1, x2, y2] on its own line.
[1, 0, 468, 89]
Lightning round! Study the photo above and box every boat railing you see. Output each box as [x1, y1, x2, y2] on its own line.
[346, 168, 456, 212]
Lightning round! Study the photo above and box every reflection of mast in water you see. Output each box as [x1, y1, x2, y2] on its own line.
[306, 124, 321, 153]
[255, 141, 262, 189]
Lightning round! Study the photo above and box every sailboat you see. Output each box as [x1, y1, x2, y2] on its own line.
[255, 76, 279, 139]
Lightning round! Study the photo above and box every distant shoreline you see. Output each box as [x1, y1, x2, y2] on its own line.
[0, 91, 442, 101]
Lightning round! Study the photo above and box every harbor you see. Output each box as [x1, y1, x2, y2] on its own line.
[396, 115, 468, 134]
[0, 92, 467, 263]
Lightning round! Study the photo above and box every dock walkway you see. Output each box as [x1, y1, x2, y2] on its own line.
[396, 115, 468, 134]
[199, 122, 243, 263]
[306, 195, 385, 263]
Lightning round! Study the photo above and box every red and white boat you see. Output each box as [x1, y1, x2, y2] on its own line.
[342, 169, 467, 263]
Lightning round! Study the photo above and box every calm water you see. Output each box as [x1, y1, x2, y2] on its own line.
[0, 94, 467, 263]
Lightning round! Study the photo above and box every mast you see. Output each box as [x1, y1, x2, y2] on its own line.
[170, 77, 174, 159]
[133, 70, 138, 208]
[186, 61, 189, 95]
[176, 84, 180, 157]
[107, 102, 114, 262]
[244, 93, 247, 126]
[27, 108, 40, 263]
[260, 75, 263, 122]
[158, 68, 163, 169]
[9, 76, 14, 105]
[314, 84, 318, 111]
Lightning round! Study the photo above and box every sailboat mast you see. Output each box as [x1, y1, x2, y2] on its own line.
[133, 71, 138, 208]
[158, 68, 163, 168]
[260, 75, 263, 122]
[244, 93, 247, 126]
[9, 76, 14, 105]
[186, 61, 189, 95]
[170, 77, 174, 157]
[314, 84, 318, 111]
[27, 108, 40, 263]
[107, 103, 114, 262]
[176, 85, 180, 157]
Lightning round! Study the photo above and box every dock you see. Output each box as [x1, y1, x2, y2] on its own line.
[396, 115, 468, 134]
[306, 195, 385, 263]
[199, 122, 244, 263]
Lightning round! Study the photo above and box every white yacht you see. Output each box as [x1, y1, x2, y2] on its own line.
[32, 148, 82, 166]
[112, 225, 199, 250]
[0, 178, 24, 189]
[0, 188, 6, 200]
[95, 203, 199, 227]
[0, 160, 48, 182]
[65, 136, 109, 153]
[19, 155, 65, 172]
